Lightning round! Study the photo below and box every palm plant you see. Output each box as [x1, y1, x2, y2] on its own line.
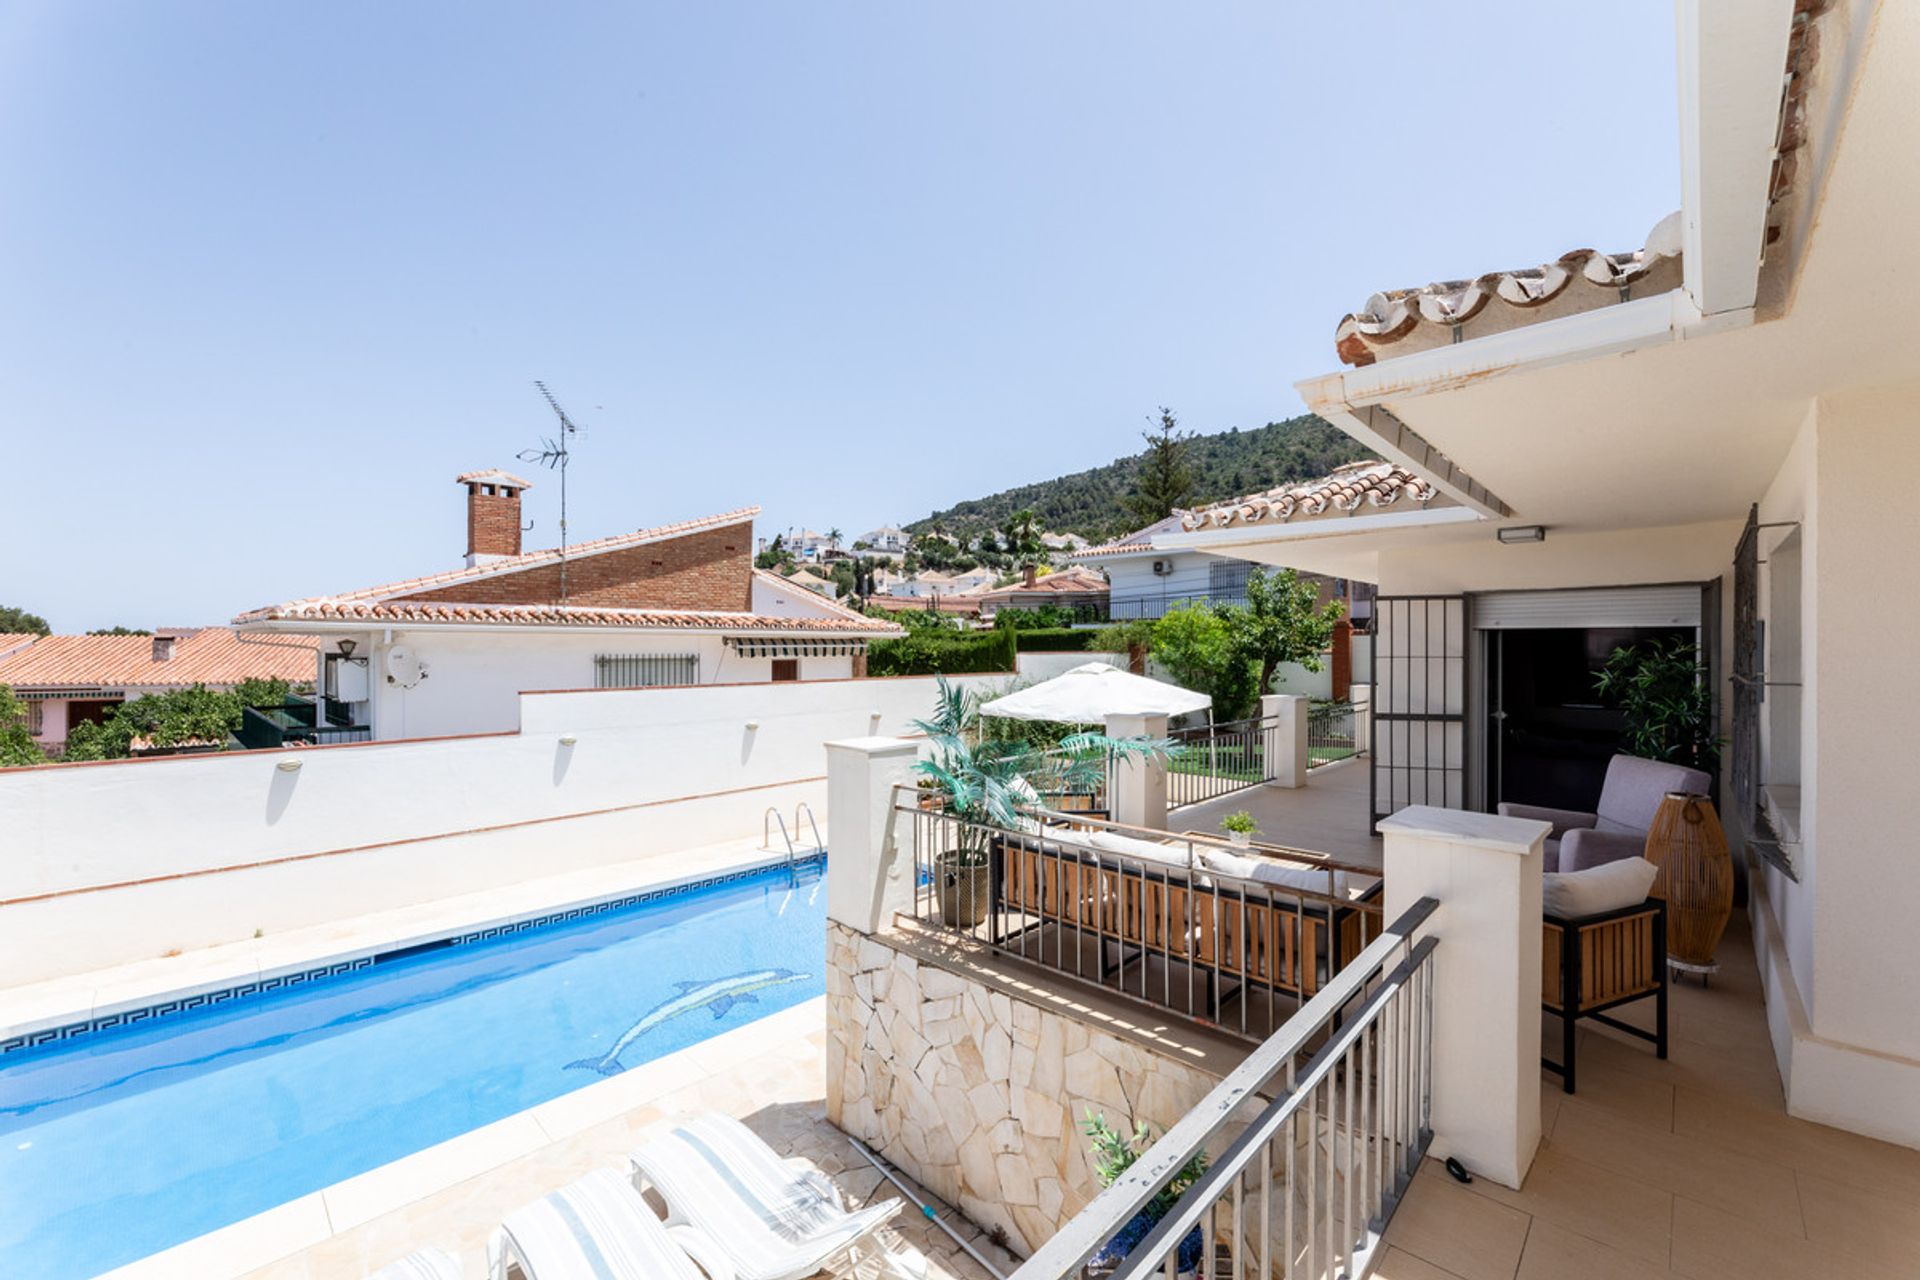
[911, 677, 1173, 863]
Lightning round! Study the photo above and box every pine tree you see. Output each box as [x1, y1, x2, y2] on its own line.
[1122, 408, 1196, 527]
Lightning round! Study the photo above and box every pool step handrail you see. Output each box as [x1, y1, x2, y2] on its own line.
[764, 806, 802, 886]
[793, 802, 824, 854]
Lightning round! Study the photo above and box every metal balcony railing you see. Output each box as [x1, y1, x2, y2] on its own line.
[899, 791, 1383, 1041]
[1011, 895, 1440, 1280]
[1166, 715, 1278, 808]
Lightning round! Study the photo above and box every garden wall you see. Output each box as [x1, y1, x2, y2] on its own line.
[0, 674, 1003, 985]
[824, 922, 1223, 1256]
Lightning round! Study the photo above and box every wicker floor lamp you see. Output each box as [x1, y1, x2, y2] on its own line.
[1645, 791, 1734, 979]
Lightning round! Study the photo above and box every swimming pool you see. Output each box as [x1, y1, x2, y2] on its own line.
[0, 858, 825, 1279]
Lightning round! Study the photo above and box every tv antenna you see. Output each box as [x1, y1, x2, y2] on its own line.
[521, 381, 586, 602]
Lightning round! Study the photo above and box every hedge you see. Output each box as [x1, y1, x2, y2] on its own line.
[866, 628, 1017, 676]
[1012, 628, 1108, 653]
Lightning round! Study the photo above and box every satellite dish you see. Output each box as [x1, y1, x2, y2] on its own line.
[386, 645, 424, 687]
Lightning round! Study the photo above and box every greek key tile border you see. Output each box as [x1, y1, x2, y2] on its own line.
[0, 853, 824, 1058]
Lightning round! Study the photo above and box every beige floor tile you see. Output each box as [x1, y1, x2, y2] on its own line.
[1462, 1144, 1673, 1266]
[1794, 1168, 1920, 1271]
[1372, 1244, 1471, 1280]
[1514, 1219, 1674, 1280]
[1670, 1194, 1911, 1280]
[1552, 1047, 1675, 1132]
[1548, 1097, 1803, 1235]
[1380, 1167, 1529, 1280]
[1672, 1082, 1920, 1202]
[1537, 1076, 1564, 1136]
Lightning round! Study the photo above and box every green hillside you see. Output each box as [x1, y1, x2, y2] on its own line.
[910, 413, 1371, 543]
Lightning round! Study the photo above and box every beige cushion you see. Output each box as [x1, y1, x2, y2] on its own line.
[1085, 829, 1193, 869]
[1542, 856, 1659, 919]
[1200, 848, 1347, 898]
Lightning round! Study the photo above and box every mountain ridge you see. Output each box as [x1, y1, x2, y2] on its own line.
[908, 413, 1371, 543]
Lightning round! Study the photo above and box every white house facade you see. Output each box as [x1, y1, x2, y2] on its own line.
[234, 476, 899, 741]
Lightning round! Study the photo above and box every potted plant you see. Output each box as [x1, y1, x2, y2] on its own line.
[1219, 811, 1258, 848]
[1081, 1110, 1208, 1276]
[912, 678, 1172, 928]
[1594, 637, 1723, 773]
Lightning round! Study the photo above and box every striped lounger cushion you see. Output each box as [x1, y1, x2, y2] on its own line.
[368, 1247, 464, 1280]
[633, 1113, 901, 1280]
[496, 1168, 706, 1280]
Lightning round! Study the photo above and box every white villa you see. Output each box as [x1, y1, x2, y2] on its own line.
[1147, 0, 1920, 1150]
[4, 5, 1919, 1280]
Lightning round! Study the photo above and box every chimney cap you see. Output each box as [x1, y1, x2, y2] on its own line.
[455, 468, 535, 491]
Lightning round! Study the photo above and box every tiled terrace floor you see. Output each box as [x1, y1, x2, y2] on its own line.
[1174, 758, 1381, 869]
[1377, 909, 1920, 1280]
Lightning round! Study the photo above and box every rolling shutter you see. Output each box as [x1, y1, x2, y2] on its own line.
[1471, 586, 1701, 630]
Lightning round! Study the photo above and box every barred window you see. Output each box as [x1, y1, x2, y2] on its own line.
[26, 700, 43, 734]
[594, 653, 700, 689]
[1208, 559, 1251, 599]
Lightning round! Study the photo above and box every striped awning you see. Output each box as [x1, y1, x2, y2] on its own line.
[14, 687, 118, 700]
[724, 636, 869, 659]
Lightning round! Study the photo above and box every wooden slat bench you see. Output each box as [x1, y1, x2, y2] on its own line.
[988, 827, 1381, 1023]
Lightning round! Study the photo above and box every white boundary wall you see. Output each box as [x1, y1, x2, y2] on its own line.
[0, 674, 1003, 985]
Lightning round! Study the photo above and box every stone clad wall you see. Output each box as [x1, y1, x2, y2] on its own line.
[824, 922, 1222, 1256]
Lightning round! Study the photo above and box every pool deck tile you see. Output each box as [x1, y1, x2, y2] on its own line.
[90, 1000, 974, 1280]
[121, 997, 1011, 1280]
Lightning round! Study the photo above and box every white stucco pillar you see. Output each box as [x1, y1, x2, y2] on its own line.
[1350, 683, 1372, 756]
[1262, 693, 1308, 788]
[1379, 805, 1549, 1190]
[825, 737, 922, 935]
[1105, 712, 1168, 830]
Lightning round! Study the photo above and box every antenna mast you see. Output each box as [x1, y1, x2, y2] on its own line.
[521, 381, 585, 603]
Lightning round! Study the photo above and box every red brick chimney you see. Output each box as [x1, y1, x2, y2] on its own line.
[457, 470, 532, 566]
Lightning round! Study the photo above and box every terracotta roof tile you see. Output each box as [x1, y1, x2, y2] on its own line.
[1334, 5, 1834, 369]
[1180, 461, 1437, 532]
[247, 600, 900, 634]
[235, 507, 763, 623]
[0, 629, 319, 690]
[1335, 213, 1685, 367]
[0, 633, 39, 659]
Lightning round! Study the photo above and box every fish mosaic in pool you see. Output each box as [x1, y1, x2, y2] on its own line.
[0, 859, 826, 1280]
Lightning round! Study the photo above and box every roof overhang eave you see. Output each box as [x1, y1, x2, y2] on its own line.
[1298, 288, 1756, 519]
[1153, 503, 1484, 554]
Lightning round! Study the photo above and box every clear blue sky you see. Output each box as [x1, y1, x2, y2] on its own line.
[0, 3, 1676, 632]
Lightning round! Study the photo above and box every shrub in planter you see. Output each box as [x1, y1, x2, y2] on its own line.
[1082, 1110, 1208, 1274]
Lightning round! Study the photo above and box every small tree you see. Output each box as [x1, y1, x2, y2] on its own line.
[1001, 508, 1046, 575]
[86, 625, 152, 636]
[0, 605, 50, 636]
[1122, 407, 1195, 526]
[1150, 602, 1259, 721]
[0, 684, 46, 766]
[1221, 567, 1345, 697]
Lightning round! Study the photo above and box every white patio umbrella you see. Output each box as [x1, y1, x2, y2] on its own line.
[978, 662, 1210, 724]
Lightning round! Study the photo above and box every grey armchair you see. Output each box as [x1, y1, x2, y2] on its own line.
[1499, 754, 1712, 872]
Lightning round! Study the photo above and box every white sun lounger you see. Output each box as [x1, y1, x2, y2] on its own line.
[368, 1248, 465, 1280]
[629, 1113, 904, 1280]
[487, 1167, 734, 1280]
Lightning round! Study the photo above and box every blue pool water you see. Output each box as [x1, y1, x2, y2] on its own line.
[0, 861, 826, 1279]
